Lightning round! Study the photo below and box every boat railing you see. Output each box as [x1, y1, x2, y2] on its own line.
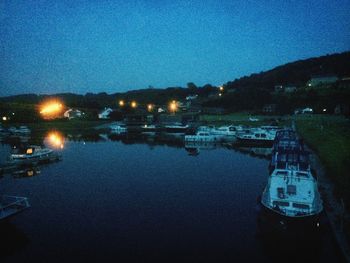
[0, 195, 30, 220]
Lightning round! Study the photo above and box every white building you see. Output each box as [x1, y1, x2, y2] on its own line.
[98, 108, 113, 119]
[64, 109, 83, 119]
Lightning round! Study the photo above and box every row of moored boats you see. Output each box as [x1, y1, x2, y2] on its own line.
[109, 123, 281, 145]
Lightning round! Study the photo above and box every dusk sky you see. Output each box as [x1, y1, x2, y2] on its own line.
[0, 0, 349, 96]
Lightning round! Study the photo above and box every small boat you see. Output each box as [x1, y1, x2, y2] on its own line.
[9, 145, 61, 165]
[0, 195, 30, 220]
[236, 128, 275, 146]
[140, 124, 157, 133]
[110, 124, 127, 134]
[165, 123, 189, 133]
[185, 131, 219, 142]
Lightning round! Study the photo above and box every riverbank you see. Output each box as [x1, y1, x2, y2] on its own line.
[295, 114, 350, 260]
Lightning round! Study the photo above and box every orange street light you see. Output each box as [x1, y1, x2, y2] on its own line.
[39, 100, 64, 119]
[219, 86, 224, 92]
[119, 100, 125, 107]
[147, 104, 154, 111]
[131, 101, 137, 108]
[169, 100, 178, 113]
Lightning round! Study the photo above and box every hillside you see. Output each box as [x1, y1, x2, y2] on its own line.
[225, 51, 350, 90]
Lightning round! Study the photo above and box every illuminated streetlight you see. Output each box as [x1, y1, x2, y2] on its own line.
[131, 101, 137, 108]
[169, 100, 178, 114]
[147, 104, 154, 111]
[2, 116, 7, 121]
[39, 100, 64, 119]
[219, 86, 224, 92]
[119, 100, 125, 107]
[219, 93, 222, 97]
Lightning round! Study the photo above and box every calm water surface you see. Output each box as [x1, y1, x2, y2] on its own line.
[0, 135, 343, 262]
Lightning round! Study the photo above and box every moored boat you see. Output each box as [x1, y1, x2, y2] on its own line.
[260, 128, 323, 228]
[140, 124, 157, 133]
[236, 128, 275, 146]
[9, 145, 61, 165]
[165, 123, 189, 133]
[110, 124, 127, 134]
[185, 131, 220, 142]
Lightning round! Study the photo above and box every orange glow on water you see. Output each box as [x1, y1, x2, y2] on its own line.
[46, 131, 65, 149]
[40, 100, 64, 119]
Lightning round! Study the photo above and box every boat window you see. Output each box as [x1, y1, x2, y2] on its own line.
[292, 203, 309, 209]
[273, 201, 289, 207]
[255, 134, 260, 138]
[26, 148, 33, 154]
[276, 171, 288, 176]
[277, 187, 285, 198]
[296, 172, 308, 177]
[287, 185, 297, 195]
[261, 134, 266, 138]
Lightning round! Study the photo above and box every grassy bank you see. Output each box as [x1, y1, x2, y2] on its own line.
[295, 115, 350, 203]
[296, 114, 350, 245]
[200, 113, 291, 127]
[25, 119, 109, 132]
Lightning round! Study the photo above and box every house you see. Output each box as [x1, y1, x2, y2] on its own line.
[274, 85, 297, 93]
[64, 109, 83, 119]
[307, 75, 338, 87]
[274, 85, 284, 93]
[98, 108, 113, 119]
[262, 104, 276, 114]
[294, 107, 313, 114]
[186, 95, 198, 100]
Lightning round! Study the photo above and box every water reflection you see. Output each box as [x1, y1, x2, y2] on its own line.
[12, 167, 41, 179]
[45, 131, 64, 149]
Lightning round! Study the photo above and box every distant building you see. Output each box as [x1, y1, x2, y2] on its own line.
[274, 85, 297, 93]
[64, 109, 83, 119]
[98, 108, 113, 119]
[274, 85, 284, 93]
[294, 107, 313, 114]
[307, 75, 338, 87]
[262, 104, 276, 113]
[186, 95, 198, 100]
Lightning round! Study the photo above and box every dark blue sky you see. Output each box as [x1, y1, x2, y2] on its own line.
[0, 0, 349, 96]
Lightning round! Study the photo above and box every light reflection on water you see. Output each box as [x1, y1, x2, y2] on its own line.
[0, 131, 344, 263]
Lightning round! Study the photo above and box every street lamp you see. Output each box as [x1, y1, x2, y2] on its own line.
[131, 101, 137, 108]
[169, 100, 178, 114]
[147, 104, 154, 112]
[119, 100, 125, 107]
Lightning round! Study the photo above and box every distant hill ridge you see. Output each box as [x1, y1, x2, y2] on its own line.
[1, 51, 349, 107]
[224, 51, 350, 90]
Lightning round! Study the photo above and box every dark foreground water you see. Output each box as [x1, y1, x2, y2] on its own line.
[0, 135, 344, 263]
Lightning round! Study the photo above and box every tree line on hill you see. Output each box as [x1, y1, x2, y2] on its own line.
[0, 51, 349, 121]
